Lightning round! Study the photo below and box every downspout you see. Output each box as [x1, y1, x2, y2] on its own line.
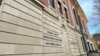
[78, 15, 89, 56]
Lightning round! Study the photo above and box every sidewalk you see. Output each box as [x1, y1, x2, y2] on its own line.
[88, 52, 99, 56]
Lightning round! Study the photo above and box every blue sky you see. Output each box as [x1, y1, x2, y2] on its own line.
[78, 0, 95, 34]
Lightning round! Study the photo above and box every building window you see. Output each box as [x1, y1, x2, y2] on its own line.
[82, 21, 87, 32]
[78, 15, 84, 31]
[58, 1, 62, 14]
[0, 0, 2, 5]
[98, 46, 100, 50]
[63, 0, 66, 4]
[49, 0, 55, 8]
[64, 8, 69, 23]
[73, 9, 79, 25]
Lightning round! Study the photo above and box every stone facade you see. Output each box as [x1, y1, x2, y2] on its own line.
[0, 0, 88, 56]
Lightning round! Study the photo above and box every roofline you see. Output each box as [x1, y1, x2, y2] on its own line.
[75, 0, 88, 23]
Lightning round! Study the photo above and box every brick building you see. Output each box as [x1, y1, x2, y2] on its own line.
[90, 34, 100, 52]
[0, 0, 89, 56]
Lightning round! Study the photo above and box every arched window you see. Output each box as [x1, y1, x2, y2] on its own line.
[64, 8, 69, 23]
[73, 9, 79, 25]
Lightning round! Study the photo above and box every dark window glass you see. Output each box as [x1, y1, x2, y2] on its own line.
[0, 0, 2, 5]
[64, 8, 68, 19]
[58, 2, 62, 14]
[49, 0, 55, 8]
[82, 21, 86, 31]
[98, 46, 100, 50]
[73, 9, 79, 25]
[78, 15, 82, 28]
[64, 8, 69, 23]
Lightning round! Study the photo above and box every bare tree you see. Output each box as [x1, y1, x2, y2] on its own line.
[92, 0, 100, 33]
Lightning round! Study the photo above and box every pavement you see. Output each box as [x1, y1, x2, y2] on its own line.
[88, 52, 99, 56]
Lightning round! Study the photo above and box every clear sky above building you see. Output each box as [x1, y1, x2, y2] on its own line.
[78, 0, 95, 34]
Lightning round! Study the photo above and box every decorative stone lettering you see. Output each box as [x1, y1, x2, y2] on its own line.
[43, 31, 62, 47]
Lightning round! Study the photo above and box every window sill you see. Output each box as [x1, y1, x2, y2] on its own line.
[57, 13, 64, 18]
[49, 6, 56, 13]
[67, 23, 75, 29]
[34, 0, 45, 8]
[44, 7, 58, 19]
